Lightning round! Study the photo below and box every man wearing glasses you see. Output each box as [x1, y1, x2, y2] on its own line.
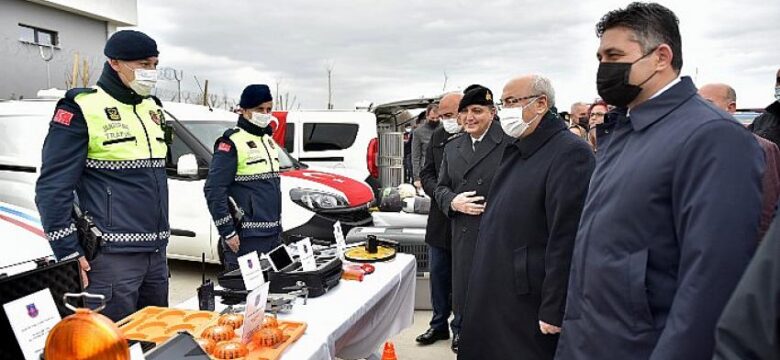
[457, 75, 595, 359]
[433, 85, 511, 353]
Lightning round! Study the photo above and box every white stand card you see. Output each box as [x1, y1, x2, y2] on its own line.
[238, 251, 265, 290]
[241, 282, 270, 344]
[333, 221, 347, 260]
[3, 288, 62, 360]
[296, 237, 317, 271]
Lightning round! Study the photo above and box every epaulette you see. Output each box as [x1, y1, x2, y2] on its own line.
[445, 132, 465, 143]
[222, 127, 241, 139]
[64, 87, 97, 102]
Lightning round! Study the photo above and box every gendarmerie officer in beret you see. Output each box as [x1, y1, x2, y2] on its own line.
[433, 84, 512, 353]
[204, 84, 282, 271]
[36, 30, 170, 321]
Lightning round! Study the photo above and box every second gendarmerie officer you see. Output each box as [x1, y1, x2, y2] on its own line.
[204, 84, 282, 270]
[35, 30, 170, 321]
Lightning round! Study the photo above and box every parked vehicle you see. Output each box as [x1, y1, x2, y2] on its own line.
[272, 110, 380, 192]
[0, 95, 374, 264]
[0, 201, 52, 276]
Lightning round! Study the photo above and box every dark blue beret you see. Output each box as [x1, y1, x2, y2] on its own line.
[104, 30, 159, 61]
[239, 84, 273, 109]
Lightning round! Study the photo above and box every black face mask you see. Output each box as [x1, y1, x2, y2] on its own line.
[596, 49, 658, 108]
[577, 116, 589, 128]
[426, 120, 439, 128]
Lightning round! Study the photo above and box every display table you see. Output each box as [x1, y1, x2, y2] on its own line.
[177, 253, 416, 360]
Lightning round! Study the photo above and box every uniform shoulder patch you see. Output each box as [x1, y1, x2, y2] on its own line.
[53, 109, 74, 126]
[217, 141, 232, 152]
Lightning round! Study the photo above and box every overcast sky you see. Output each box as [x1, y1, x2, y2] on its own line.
[133, 0, 780, 110]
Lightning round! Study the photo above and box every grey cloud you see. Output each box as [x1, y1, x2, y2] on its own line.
[137, 0, 780, 109]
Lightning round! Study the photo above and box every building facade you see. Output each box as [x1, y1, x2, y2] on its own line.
[0, 0, 137, 99]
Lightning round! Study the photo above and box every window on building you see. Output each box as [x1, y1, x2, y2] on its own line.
[303, 123, 358, 151]
[18, 24, 58, 47]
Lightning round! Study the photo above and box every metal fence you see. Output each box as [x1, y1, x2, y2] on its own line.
[378, 132, 404, 189]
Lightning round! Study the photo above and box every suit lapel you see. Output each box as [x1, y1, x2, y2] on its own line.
[463, 122, 501, 176]
[456, 136, 473, 164]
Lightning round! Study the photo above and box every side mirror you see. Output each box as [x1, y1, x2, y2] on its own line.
[177, 154, 199, 177]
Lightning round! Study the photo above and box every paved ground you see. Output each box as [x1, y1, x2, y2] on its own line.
[168, 259, 456, 360]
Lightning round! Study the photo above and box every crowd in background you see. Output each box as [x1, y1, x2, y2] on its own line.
[402, 2, 780, 359]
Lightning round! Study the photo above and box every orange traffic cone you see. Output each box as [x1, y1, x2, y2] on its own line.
[382, 341, 398, 360]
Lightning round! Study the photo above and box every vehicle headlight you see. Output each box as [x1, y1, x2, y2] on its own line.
[290, 188, 349, 210]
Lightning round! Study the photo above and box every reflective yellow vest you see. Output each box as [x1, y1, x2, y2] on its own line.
[229, 129, 279, 180]
[74, 87, 167, 164]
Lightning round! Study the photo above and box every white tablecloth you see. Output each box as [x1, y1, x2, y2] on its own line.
[177, 253, 416, 360]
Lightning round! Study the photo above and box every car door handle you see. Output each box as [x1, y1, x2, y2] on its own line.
[170, 228, 196, 237]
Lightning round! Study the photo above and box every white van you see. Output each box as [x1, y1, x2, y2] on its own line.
[0, 96, 374, 264]
[273, 110, 380, 192]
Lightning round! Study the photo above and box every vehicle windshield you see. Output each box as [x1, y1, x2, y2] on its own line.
[181, 121, 300, 170]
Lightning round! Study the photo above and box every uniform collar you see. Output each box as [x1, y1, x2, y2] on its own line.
[237, 116, 272, 136]
[625, 76, 697, 132]
[96, 62, 145, 105]
[512, 110, 566, 158]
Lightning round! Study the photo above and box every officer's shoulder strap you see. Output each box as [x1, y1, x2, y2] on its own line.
[223, 127, 241, 140]
[446, 132, 465, 143]
[149, 95, 164, 107]
[64, 87, 97, 102]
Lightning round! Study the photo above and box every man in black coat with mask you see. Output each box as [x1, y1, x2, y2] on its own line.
[434, 85, 511, 353]
[556, 3, 762, 359]
[415, 92, 464, 346]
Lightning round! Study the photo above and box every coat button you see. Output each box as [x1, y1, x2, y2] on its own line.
[477, 178, 484, 185]
[462, 227, 467, 233]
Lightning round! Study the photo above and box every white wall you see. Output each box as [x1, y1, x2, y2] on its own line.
[26, 0, 137, 26]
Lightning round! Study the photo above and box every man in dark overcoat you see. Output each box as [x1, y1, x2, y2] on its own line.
[457, 75, 595, 360]
[434, 84, 511, 353]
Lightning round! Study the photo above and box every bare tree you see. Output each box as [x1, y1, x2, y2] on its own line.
[64, 52, 93, 89]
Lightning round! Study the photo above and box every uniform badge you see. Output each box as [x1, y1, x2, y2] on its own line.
[247, 141, 257, 149]
[485, 91, 492, 102]
[53, 109, 74, 126]
[149, 110, 160, 125]
[104, 107, 121, 121]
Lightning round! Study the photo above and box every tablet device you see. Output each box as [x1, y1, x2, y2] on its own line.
[266, 244, 294, 272]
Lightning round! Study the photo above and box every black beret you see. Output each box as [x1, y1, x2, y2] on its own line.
[104, 30, 159, 61]
[239, 84, 273, 109]
[459, 84, 494, 112]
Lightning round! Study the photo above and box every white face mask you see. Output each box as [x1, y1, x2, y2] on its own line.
[249, 112, 273, 128]
[498, 97, 540, 138]
[775, 86, 780, 101]
[441, 118, 461, 134]
[124, 64, 157, 96]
